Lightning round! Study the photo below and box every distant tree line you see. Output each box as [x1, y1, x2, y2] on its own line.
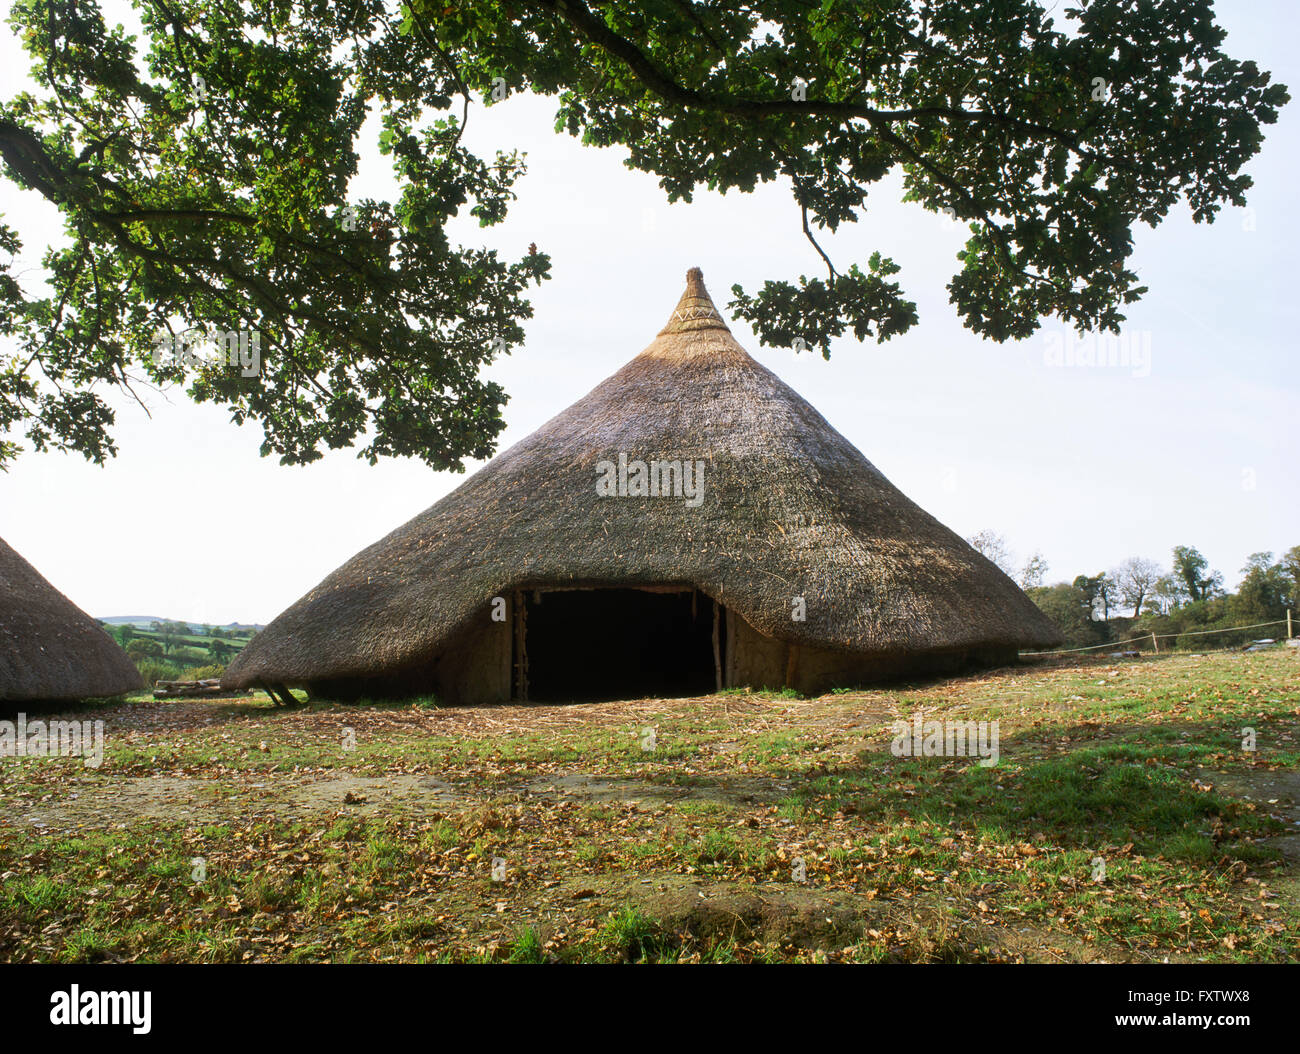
[968, 533, 1299, 651]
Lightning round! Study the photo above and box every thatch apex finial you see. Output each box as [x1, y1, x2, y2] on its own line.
[661, 266, 729, 335]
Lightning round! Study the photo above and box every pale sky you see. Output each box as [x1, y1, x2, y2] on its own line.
[1, 2, 1296, 625]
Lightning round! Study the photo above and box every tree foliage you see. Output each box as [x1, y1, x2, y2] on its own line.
[1171, 544, 1223, 603]
[0, 0, 1287, 466]
[1018, 550, 1048, 590]
[965, 527, 1015, 576]
[0, 0, 548, 469]
[1026, 579, 1107, 649]
[1030, 544, 1297, 650]
[1072, 571, 1113, 621]
[1111, 555, 1161, 617]
[124, 636, 162, 659]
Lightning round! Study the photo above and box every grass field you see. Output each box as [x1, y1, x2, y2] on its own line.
[122, 629, 249, 654]
[1, 649, 1296, 963]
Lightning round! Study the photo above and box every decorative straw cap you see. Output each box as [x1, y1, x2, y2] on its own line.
[659, 267, 730, 335]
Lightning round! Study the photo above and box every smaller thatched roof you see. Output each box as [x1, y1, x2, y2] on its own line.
[0, 537, 142, 701]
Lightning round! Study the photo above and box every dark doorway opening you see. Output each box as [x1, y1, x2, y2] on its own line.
[520, 588, 723, 702]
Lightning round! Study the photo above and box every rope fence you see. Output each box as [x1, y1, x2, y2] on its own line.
[1023, 617, 1294, 657]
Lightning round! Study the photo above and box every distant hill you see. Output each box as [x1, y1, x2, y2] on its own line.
[98, 616, 265, 633]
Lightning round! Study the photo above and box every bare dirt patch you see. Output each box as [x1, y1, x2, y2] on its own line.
[9, 772, 463, 831]
[1197, 767, 1300, 863]
[15, 776, 224, 829]
[522, 772, 795, 807]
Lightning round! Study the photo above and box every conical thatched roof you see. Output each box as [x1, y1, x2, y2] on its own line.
[0, 537, 143, 701]
[226, 269, 1060, 692]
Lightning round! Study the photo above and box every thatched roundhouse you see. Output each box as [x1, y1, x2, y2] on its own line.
[225, 269, 1060, 704]
[0, 537, 143, 701]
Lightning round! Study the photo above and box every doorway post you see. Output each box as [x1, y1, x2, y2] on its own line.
[712, 600, 723, 693]
[512, 588, 528, 703]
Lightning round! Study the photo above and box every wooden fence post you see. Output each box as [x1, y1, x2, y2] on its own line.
[1151, 632, 1159, 654]
[1288, 608, 1293, 639]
